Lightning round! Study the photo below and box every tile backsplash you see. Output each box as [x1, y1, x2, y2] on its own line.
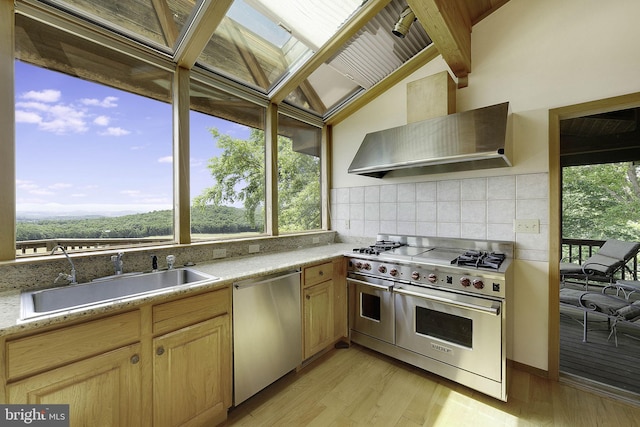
[331, 173, 549, 262]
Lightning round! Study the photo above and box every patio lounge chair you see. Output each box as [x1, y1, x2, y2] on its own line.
[560, 239, 640, 289]
[560, 283, 640, 346]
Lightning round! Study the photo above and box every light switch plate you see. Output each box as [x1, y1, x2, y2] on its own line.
[514, 219, 540, 233]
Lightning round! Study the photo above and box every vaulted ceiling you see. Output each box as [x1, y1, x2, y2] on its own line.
[14, 0, 510, 124]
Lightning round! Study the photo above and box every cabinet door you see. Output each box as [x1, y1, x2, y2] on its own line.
[303, 280, 334, 359]
[153, 315, 231, 427]
[7, 343, 142, 427]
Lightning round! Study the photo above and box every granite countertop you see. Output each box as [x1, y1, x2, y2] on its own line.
[0, 243, 354, 337]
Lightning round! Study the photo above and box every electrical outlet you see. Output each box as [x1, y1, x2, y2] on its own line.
[312, 237, 320, 244]
[212, 248, 226, 259]
[514, 219, 540, 234]
[248, 244, 260, 254]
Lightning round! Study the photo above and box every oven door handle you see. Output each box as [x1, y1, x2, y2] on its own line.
[347, 277, 394, 292]
[394, 287, 501, 316]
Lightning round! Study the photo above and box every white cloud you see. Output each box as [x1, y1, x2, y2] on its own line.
[30, 188, 55, 196]
[16, 180, 39, 190]
[71, 193, 87, 198]
[99, 127, 130, 136]
[49, 183, 72, 190]
[21, 89, 61, 103]
[16, 100, 88, 134]
[81, 96, 118, 108]
[120, 190, 141, 196]
[15, 110, 42, 124]
[158, 156, 173, 163]
[94, 115, 110, 126]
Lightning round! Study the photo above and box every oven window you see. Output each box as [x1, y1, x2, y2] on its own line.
[415, 307, 472, 348]
[361, 293, 381, 322]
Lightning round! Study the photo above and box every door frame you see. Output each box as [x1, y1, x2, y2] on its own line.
[548, 92, 640, 380]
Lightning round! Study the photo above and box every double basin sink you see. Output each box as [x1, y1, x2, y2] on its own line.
[20, 268, 219, 321]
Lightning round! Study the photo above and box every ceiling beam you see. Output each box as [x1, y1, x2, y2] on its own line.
[150, 0, 179, 47]
[407, 0, 471, 86]
[326, 43, 440, 126]
[270, 0, 392, 104]
[173, 0, 233, 69]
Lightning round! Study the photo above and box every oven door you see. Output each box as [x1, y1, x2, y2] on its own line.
[348, 273, 395, 344]
[394, 283, 503, 381]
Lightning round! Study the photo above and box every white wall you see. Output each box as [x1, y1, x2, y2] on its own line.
[331, 0, 640, 370]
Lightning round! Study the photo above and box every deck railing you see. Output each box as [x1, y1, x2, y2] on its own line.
[561, 238, 639, 281]
[16, 238, 170, 255]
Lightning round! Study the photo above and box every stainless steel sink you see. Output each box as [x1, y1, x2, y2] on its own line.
[20, 268, 219, 321]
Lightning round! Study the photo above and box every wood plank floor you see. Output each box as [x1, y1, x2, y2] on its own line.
[560, 305, 640, 395]
[222, 344, 640, 427]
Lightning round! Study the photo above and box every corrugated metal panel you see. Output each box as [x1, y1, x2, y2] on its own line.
[327, 0, 432, 89]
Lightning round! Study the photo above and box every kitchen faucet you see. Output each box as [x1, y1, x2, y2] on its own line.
[111, 252, 124, 275]
[51, 245, 77, 285]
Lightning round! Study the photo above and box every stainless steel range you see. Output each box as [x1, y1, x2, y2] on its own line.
[347, 234, 513, 402]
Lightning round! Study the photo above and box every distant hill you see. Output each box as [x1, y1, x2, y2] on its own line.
[16, 205, 262, 241]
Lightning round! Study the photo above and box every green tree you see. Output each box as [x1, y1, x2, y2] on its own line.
[193, 127, 321, 232]
[563, 162, 640, 240]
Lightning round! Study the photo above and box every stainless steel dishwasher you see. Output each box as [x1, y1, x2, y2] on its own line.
[232, 269, 302, 405]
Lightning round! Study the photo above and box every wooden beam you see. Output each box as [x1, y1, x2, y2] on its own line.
[326, 44, 440, 126]
[407, 0, 471, 82]
[174, 0, 233, 69]
[270, 0, 392, 104]
[265, 103, 279, 235]
[225, 20, 270, 89]
[0, 0, 15, 260]
[173, 67, 191, 244]
[151, 0, 179, 47]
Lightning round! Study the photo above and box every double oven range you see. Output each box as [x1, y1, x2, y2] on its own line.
[347, 234, 513, 401]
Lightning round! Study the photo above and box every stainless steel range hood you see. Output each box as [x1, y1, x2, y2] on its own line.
[348, 102, 512, 178]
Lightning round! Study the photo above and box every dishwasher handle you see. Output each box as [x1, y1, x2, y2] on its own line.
[234, 270, 301, 290]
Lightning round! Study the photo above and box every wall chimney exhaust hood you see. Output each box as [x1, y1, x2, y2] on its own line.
[348, 102, 512, 178]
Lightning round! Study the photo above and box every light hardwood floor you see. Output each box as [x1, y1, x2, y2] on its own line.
[223, 344, 640, 427]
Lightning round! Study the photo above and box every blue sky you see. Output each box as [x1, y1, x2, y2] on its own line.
[15, 61, 251, 216]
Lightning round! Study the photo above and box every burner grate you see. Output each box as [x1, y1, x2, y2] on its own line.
[454, 251, 506, 270]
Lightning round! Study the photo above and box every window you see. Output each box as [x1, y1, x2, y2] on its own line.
[277, 113, 322, 232]
[189, 78, 266, 240]
[14, 12, 174, 256]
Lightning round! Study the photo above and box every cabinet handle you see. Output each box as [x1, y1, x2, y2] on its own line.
[156, 346, 165, 356]
[306, 294, 311, 300]
[319, 271, 324, 276]
[130, 354, 140, 364]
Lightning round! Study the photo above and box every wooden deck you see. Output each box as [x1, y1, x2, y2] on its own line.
[560, 304, 640, 396]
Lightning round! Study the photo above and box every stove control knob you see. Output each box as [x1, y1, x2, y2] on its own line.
[473, 279, 485, 290]
[411, 271, 420, 280]
[378, 265, 387, 274]
[428, 273, 437, 283]
[355, 262, 363, 270]
[389, 268, 399, 277]
[460, 277, 471, 287]
[363, 263, 372, 271]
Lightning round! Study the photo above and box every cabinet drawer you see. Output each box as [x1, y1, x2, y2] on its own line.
[6, 311, 140, 381]
[304, 262, 333, 288]
[153, 287, 230, 335]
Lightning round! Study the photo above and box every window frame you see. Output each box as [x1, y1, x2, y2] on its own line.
[3, 3, 329, 261]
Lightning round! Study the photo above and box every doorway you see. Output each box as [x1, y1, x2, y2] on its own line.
[549, 93, 640, 398]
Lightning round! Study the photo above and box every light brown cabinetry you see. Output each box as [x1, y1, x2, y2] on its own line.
[5, 311, 143, 426]
[3, 286, 232, 427]
[302, 259, 347, 360]
[7, 343, 143, 426]
[152, 289, 231, 427]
